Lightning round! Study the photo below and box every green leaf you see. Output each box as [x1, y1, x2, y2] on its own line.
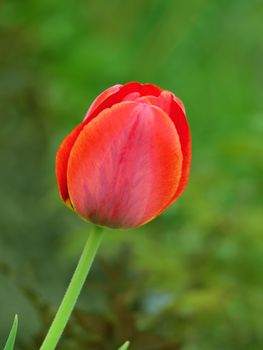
[4, 315, 18, 350]
[118, 341, 130, 350]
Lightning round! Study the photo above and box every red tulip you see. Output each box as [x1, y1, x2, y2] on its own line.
[56, 82, 191, 229]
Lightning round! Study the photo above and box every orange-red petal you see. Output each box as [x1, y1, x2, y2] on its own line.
[131, 91, 191, 203]
[82, 82, 163, 124]
[55, 123, 83, 203]
[84, 84, 122, 121]
[67, 101, 183, 228]
[169, 93, 191, 202]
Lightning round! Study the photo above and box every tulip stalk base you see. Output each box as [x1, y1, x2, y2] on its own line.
[39, 225, 104, 350]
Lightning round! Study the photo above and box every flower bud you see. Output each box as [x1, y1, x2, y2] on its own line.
[56, 82, 191, 229]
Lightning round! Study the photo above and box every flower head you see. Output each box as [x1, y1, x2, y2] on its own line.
[56, 82, 191, 228]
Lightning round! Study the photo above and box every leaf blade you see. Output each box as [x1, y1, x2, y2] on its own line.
[4, 315, 18, 350]
[118, 340, 130, 350]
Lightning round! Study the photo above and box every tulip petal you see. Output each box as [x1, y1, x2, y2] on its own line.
[83, 82, 162, 123]
[56, 123, 83, 203]
[84, 84, 122, 121]
[67, 102, 182, 228]
[169, 93, 191, 201]
[135, 91, 191, 203]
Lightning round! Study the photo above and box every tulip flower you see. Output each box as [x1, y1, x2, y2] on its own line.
[40, 82, 191, 350]
[56, 82, 191, 229]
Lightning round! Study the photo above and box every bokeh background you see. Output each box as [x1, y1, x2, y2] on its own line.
[0, 0, 263, 349]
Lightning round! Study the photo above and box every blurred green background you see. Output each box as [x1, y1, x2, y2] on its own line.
[0, 0, 263, 349]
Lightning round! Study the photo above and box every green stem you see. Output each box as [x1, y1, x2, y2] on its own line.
[40, 225, 104, 350]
